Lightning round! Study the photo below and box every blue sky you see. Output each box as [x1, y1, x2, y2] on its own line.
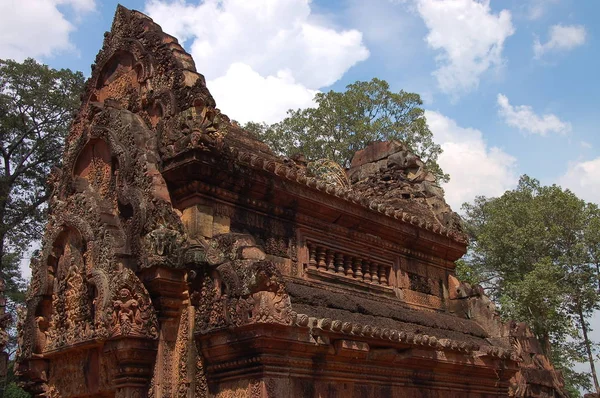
[2, 0, 599, 388]
[1, 0, 597, 209]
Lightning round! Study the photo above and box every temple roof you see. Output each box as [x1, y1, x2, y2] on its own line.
[83, 5, 468, 246]
[287, 281, 490, 342]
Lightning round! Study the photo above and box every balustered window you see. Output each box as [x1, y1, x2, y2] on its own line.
[305, 242, 391, 287]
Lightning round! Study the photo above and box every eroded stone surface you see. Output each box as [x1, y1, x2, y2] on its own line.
[349, 141, 462, 232]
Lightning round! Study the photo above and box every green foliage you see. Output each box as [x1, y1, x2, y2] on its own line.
[461, 175, 600, 394]
[0, 58, 84, 297]
[244, 78, 447, 183]
[0, 58, 83, 396]
[2, 361, 31, 397]
[3, 382, 30, 398]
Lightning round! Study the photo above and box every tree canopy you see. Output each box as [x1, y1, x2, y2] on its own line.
[0, 57, 83, 397]
[0, 58, 84, 299]
[244, 78, 447, 183]
[459, 175, 600, 396]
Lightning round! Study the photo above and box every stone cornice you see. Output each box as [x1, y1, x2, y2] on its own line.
[162, 147, 467, 261]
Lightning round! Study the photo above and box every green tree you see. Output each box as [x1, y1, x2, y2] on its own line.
[2, 361, 30, 398]
[0, 59, 83, 397]
[244, 78, 447, 182]
[460, 175, 600, 396]
[0, 58, 84, 298]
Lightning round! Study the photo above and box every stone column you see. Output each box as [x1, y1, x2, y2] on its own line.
[105, 337, 157, 398]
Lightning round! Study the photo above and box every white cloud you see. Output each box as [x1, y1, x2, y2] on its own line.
[426, 110, 518, 210]
[497, 93, 571, 136]
[526, 0, 559, 20]
[59, 0, 95, 13]
[534, 24, 586, 58]
[0, 0, 95, 61]
[345, 0, 413, 45]
[145, 0, 368, 89]
[416, 0, 514, 95]
[145, 0, 368, 123]
[528, 4, 544, 20]
[558, 158, 600, 205]
[208, 63, 317, 124]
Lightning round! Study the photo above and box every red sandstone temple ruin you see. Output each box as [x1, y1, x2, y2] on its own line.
[15, 6, 566, 397]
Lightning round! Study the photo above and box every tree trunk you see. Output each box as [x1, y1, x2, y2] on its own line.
[0, 180, 9, 273]
[596, 262, 600, 294]
[578, 305, 600, 393]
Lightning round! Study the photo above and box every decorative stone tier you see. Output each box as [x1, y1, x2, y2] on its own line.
[290, 313, 516, 361]
[203, 145, 468, 245]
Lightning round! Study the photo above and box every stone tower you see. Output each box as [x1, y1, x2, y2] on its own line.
[16, 6, 566, 397]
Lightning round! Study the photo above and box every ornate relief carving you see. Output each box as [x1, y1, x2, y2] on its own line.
[107, 268, 158, 339]
[46, 236, 95, 351]
[189, 233, 293, 335]
[173, 306, 190, 397]
[248, 289, 292, 325]
[73, 138, 115, 199]
[195, 347, 208, 398]
[143, 223, 185, 268]
[46, 352, 88, 397]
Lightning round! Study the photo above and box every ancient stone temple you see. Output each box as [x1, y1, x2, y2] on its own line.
[16, 5, 567, 398]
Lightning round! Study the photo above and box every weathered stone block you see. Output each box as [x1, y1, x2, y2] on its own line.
[182, 205, 214, 239]
[238, 246, 266, 261]
[350, 141, 406, 168]
[213, 214, 230, 235]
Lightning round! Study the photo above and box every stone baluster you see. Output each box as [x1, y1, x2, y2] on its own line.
[353, 257, 363, 280]
[362, 261, 371, 282]
[344, 255, 353, 277]
[326, 249, 336, 272]
[370, 262, 379, 284]
[335, 252, 344, 274]
[307, 243, 317, 269]
[379, 265, 388, 286]
[317, 246, 327, 270]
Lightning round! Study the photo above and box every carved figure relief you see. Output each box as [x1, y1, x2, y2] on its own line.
[45, 233, 95, 351]
[143, 222, 185, 268]
[73, 138, 115, 200]
[93, 51, 139, 107]
[108, 268, 158, 339]
[248, 289, 292, 325]
[112, 288, 143, 336]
